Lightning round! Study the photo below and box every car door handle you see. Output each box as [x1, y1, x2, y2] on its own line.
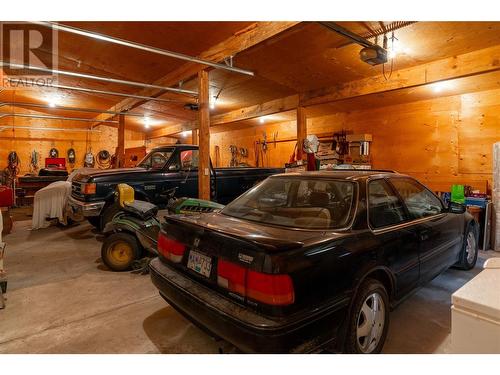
[419, 230, 430, 241]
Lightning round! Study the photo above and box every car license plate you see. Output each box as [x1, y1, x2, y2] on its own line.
[187, 250, 212, 278]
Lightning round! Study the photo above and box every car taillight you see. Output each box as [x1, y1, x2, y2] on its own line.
[82, 183, 96, 195]
[217, 259, 294, 306]
[217, 259, 246, 295]
[158, 233, 186, 263]
[247, 271, 294, 306]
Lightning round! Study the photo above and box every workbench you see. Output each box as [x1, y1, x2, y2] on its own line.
[17, 175, 68, 206]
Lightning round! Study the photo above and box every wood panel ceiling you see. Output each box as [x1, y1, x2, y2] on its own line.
[2, 21, 500, 133]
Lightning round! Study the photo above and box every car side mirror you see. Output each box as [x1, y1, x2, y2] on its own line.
[168, 164, 180, 172]
[449, 201, 466, 214]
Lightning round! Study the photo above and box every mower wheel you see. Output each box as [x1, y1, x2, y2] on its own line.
[101, 232, 142, 272]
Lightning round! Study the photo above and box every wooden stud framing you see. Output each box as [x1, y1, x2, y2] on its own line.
[191, 129, 198, 145]
[116, 114, 125, 167]
[198, 70, 211, 200]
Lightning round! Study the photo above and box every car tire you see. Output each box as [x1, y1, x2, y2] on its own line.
[456, 224, 478, 270]
[101, 232, 141, 272]
[344, 278, 390, 354]
[86, 216, 101, 228]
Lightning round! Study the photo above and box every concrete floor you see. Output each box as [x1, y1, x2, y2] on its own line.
[0, 217, 497, 354]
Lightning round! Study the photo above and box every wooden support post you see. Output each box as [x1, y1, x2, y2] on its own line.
[117, 114, 125, 168]
[191, 129, 198, 145]
[296, 106, 307, 161]
[198, 70, 210, 200]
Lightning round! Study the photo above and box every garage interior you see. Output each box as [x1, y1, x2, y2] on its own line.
[1, 20, 500, 354]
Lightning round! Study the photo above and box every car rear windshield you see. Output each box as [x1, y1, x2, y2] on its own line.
[222, 177, 355, 229]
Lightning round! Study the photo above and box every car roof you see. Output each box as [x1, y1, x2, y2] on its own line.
[271, 170, 408, 181]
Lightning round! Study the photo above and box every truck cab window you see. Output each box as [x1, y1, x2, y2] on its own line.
[180, 150, 199, 170]
[138, 150, 173, 170]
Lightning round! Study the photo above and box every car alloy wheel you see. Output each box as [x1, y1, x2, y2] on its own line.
[465, 231, 476, 265]
[356, 292, 386, 353]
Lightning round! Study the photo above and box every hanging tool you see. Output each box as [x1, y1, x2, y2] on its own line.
[84, 127, 95, 167]
[229, 145, 239, 167]
[67, 148, 76, 165]
[49, 148, 59, 158]
[4, 152, 20, 190]
[96, 150, 113, 169]
[254, 141, 260, 167]
[29, 150, 39, 174]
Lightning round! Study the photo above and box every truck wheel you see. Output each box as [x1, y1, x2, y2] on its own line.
[100, 203, 121, 231]
[344, 278, 389, 354]
[101, 232, 141, 272]
[455, 224, 478, 270]
[86, 217, 101, 228]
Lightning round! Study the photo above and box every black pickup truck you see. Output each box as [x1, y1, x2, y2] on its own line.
[69, 144, 283, 229]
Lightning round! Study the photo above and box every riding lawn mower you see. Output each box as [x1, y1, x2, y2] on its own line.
[101, 184, 224, 272]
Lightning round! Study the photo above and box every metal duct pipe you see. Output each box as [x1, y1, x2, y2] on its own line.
[6, 78, 190, 104]
[0, 125, 101, 133]
[0, 101, 167, 120]
[34, 22, 254, 77]
[0, 112, 118, 123]
[0, 62, 198, 96]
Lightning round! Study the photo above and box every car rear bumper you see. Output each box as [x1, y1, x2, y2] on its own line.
[68, 196, 105, 217]
[149, 258, 349, 353]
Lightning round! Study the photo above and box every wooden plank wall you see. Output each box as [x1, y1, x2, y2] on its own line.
[211, 88, 500, 193]
[0, 114, 145, 175]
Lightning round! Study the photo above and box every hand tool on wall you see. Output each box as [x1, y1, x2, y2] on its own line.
[67, 148, 76, 165]
[96, 150, 113, 169]
[84, 149, 95, 167]
[229, 145, 239, 167]
[49, 148, 59, 158]
[254, 141, 260, 167]
[262, 132, 267, 152]
[29, 150, 39, 174]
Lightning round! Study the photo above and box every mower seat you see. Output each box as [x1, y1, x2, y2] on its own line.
[123, 200, 158, 220]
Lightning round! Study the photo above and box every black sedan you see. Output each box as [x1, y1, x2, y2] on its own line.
[149, 170, 478, 353]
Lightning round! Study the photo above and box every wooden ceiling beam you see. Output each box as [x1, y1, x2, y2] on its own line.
[148, 43, 500, 139]
[93, 22, 301, 126]
[300, 44, 500, 107]
[211, 94, 298, 126]
[146, 94, 299, 138]
[147, 123, 195, 139]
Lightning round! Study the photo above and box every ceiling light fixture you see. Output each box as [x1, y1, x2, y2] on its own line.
[181, 131, 190, 137]
[143, 116, 151, 129]
[386, 34, 411, 60]
[259, 118, 265, 124]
